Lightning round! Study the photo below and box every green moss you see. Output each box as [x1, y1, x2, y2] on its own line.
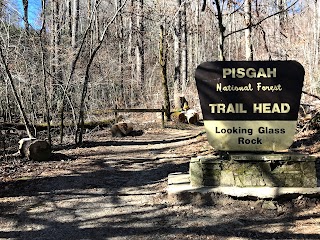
[189, 154, 317, 188]
[190, 161, 204, 187]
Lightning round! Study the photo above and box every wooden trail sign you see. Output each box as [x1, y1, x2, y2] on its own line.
[195, 61, 305, 151]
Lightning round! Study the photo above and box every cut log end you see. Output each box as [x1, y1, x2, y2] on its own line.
[171, 109, 199, 124]
[185, 109, 199, 124]
[19, 138, 51, 161]
[171, 111, 187, 123]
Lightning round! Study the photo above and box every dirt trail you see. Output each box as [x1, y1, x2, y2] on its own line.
[0, 127, 320, 240]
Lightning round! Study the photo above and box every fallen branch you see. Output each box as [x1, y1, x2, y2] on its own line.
[302, 90, 320, 101]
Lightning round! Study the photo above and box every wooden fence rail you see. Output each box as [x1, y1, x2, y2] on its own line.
[0, 106, 167, 131]
[108, 106, 166, 128]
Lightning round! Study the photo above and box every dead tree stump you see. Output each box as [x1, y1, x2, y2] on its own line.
[18, 138, 51, 161]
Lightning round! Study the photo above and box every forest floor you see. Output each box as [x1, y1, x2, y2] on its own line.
[0, 121, 320, 240]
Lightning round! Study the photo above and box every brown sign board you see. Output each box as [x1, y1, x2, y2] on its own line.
[195, 61, 305, 151]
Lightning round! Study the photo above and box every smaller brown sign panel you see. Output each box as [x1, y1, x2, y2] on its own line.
[195, 61, 305, 151]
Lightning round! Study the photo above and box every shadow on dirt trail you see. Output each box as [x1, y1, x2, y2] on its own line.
[1, 132, 320, 240]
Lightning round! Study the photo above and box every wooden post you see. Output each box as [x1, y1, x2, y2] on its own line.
[115, 105, 118, 123]
[161, 105, 165, 128]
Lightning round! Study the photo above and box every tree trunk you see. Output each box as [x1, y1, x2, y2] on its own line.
[50, 0, 64, 144]
[72, 0, 80, 48]
[277, 0, 288, 59]
[181, 0, 188, 92]
[201, 0, 206, 11]
[0, 46, 34, 138]
[5, 79, 12, 123]
[195, 0, 200, 65]
[0, 0, 4, 18]
[128, 0, 135, 106]
[214, 0, 226, 61]
[277, 0, 287, 30]
[244, 0, 253, 60]
[314, 0, 320, 72]
[40, 0, 52, 146]
[173, 0, 182, 108]
[22, 0, 29, 32]
[159, 25, 171, 121]
[136, 0, 145, 89]
[116, 0, 125, 105]
[50, 0, 59, 76]
[68, 0, 72, 39]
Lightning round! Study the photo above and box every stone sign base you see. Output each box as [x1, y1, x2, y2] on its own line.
[190, 153, 317, 188]
[167, 153, 320, 199]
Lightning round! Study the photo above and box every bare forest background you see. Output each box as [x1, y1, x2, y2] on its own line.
[0, 0, 319, 145]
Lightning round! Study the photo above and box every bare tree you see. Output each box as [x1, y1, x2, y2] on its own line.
[72, 0, 80, 48]
[159, 24, 170, 121]
[244, 0, 253, 60]
[135, 0, 145, 89]
[76, 0, 129, 144]
[22, 0, 29, 32]
[1, 0, 319, 142]
[39, 0, 52, 145]
[314, 0, 320, 69]
[115, 0, 125, 105]
[0, 0, 4, 18]
[277, 0, 287, 30]
[173, 0, 182, 99]
[214, 0, 226, 60]
[128, 0, 135, 104]
[0, 45, 34, 138]
[180, 0, 188, 92]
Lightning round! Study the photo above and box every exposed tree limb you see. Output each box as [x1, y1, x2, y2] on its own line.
[224, 0, 299, 38]
[302, 91, 320, 101]
[258, 25, 272, 60]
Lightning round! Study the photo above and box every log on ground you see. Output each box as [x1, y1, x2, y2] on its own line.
[110, 122, 133, 137]
[185, 109, 199, 124]
[19, 138, 51, 161]
[171, 111, 187, 123]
